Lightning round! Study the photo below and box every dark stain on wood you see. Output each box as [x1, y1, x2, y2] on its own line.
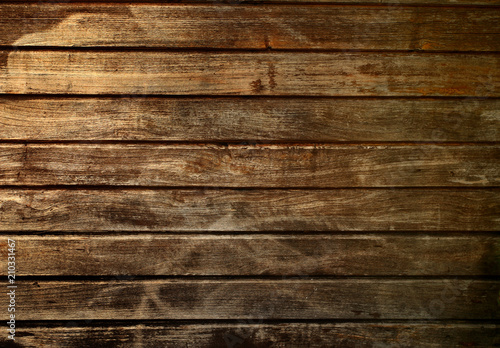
[268, 63, 277, 90]
[250, 79, 265, 93]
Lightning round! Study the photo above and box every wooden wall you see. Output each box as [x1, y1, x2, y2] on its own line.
[0, 0, 499, 347]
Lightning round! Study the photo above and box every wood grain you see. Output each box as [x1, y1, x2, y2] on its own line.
[0, 189, 497, 231]
[4, 0, 500, 4]
[1, 144, 498, 187]
[7, 323, 500, 348]
[8, 279, 499, 320]
[1, 1, 498, 347]
[1, 52, 498, 96]
[2, 234, 497, 276]
[1, 97, 499, 142]
[1, 5, 499, 51]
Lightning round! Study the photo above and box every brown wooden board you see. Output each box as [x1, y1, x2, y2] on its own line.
[4, 0, 500, 4]
[1, 97, 499, 142]
[4, 323, 500, 348]
[1, 5, 499, 51]
[1, 234, 497, 276]
[1, 52, 498, 96]
[1, 144, 498, 187]
[0, 189, 498, 232]
[5, 279, 499, 320]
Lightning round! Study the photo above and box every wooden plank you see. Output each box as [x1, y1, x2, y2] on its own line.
[0, 189, 497, 231]
[8, 323, 500, 348]
[1, 5, 499, 51]
[7, 279, 499, 320]
[4, 0, 500, 5]
[1, 52, 498, 96]
[1, 97, 499, 142]
[1, 144, 498, 187]
[2, 234, 498, 276]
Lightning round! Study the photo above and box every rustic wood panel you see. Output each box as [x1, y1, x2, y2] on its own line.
[2, 234, 497, 276]
[1, 5, 499, 51]
[1, 97, 499, 142]
[5, 0, 500, 4]
[8, 279, 499, 320]
[1, 1, 498, 346]
[0, 189, 497, 231]
[1, 144, 498, 187]
[1, 52, 498, 96]
[7, 323, 500, 348]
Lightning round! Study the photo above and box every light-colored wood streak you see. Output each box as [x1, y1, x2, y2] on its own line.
[1, 234, 497, 276]
[1, 51, 498, 96]
[1, 97, 499, 142]
[8, 323, 500, 348]
[1, 144, 498, 187]
[7, 279, 499, 320]
[1, 5, 499, 51]
[0, 189, 497, 231]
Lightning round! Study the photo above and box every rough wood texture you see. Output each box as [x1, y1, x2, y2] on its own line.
[1, 234, 497, 276]
[2, 144, 498, 187]
[1, 2, 498, 346]
[0, 189, 497, 232]
[1, 5, 499, 51]
[1, 52, 498, 96]
[4, 0, 500, 4]
[5, 323, 500, 348]
[7, 279, 499, 320]
[1, 97, 499, 142]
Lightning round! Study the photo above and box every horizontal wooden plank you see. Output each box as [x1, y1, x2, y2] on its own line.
[7, 279, 499, 320]
[1, 5, 499, 51]
[1, 52, 498, 96]
[2, 234, 498, 276]
[0, 189, 497, 231]
[1, 97, 499, 142]
[1, 144, 498, 187]
[8, 323, 500, 348]
[3, 0, 500, 4]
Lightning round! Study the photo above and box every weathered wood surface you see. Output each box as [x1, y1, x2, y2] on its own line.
[1, 52, 498, 96]
[1, 97, 499, 142]
[5, 0, 500, 4]
[0, 189, 498, 231]
[7, 279, 499, 320]
[1, 234, 497, 276]
[1, 5, 499, 51]
[6, 323, 500, 348]
[1, 2, 498, 346]
[1, 144, 498, 187]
